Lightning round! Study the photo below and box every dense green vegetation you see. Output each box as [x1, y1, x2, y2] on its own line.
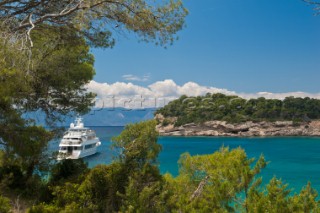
[0, 1, 187, 211]
[156, 93, 320, 126]
[12, 120, 319, 212]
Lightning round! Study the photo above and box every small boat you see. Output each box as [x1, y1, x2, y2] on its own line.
[57, 117, 101, 160]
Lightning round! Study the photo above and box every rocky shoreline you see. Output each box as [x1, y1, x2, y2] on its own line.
[156, 120, 320, 137]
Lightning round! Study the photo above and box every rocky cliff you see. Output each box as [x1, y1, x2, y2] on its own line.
[155, 115, 320, 137]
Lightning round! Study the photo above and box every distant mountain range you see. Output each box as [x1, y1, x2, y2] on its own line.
[81, 108, 156, 126]
[25, 108, 157, 127]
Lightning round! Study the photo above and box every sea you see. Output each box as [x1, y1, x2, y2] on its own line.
[50, 126, 320, 194]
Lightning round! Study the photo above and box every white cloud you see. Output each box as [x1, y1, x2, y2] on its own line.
[177, 81, 236, 97]
[122, 74, 150, 82]
[240, 91, 320, 100]
[148, 79, 180, 97]
[86, 80, 152, 96]
[86, 80, 320, 109]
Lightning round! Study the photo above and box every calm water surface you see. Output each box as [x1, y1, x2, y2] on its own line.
[51, 126, 320, 193]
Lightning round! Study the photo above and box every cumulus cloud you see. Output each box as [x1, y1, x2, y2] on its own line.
[86, 80, 320, 109]
[240, 91, 320, 100]
[148, 79, 180, 97]
[122, 74, 150, 82]
[86, 80, 152, 96]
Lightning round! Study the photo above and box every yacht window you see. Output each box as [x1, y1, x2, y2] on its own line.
[85, 144, 95, 149]
[73, 146, 83, 150]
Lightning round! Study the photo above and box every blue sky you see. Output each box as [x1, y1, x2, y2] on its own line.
[91, 0, 320, 94]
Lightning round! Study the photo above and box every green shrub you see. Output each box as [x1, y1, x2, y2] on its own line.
[28, 203, 60, 213]
[162, 119, 171, 126]
[0, 195, 11, 213]
[49, 159, 89, 184]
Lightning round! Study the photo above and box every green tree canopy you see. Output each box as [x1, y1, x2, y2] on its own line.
[156, 94, 320, 126]
[0, 0, 188, 49]
[0, 1, 188, 204]
[0, 26, 96, 183]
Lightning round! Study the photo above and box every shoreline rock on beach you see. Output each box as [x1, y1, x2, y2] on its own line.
[155, 114, 320, 137]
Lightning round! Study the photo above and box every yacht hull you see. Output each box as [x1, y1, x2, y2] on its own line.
[57, 117, 101, 160]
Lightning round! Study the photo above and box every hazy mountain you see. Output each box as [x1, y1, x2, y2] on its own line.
[82, 108, 156, 126]
[25, 108, 157, 127]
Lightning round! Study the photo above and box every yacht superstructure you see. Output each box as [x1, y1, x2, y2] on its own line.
[58, 117, 101, 160]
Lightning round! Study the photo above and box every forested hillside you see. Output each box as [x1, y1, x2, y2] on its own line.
[156, 93, 320, 126]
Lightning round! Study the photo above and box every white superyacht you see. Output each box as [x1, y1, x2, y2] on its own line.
[58, 117, 101, 160]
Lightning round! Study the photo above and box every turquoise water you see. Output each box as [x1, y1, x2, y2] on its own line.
[158, 136, 320, 193]
[51, 126, 320, 193]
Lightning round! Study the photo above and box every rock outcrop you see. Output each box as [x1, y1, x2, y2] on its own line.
[156, 120, 320, 137]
